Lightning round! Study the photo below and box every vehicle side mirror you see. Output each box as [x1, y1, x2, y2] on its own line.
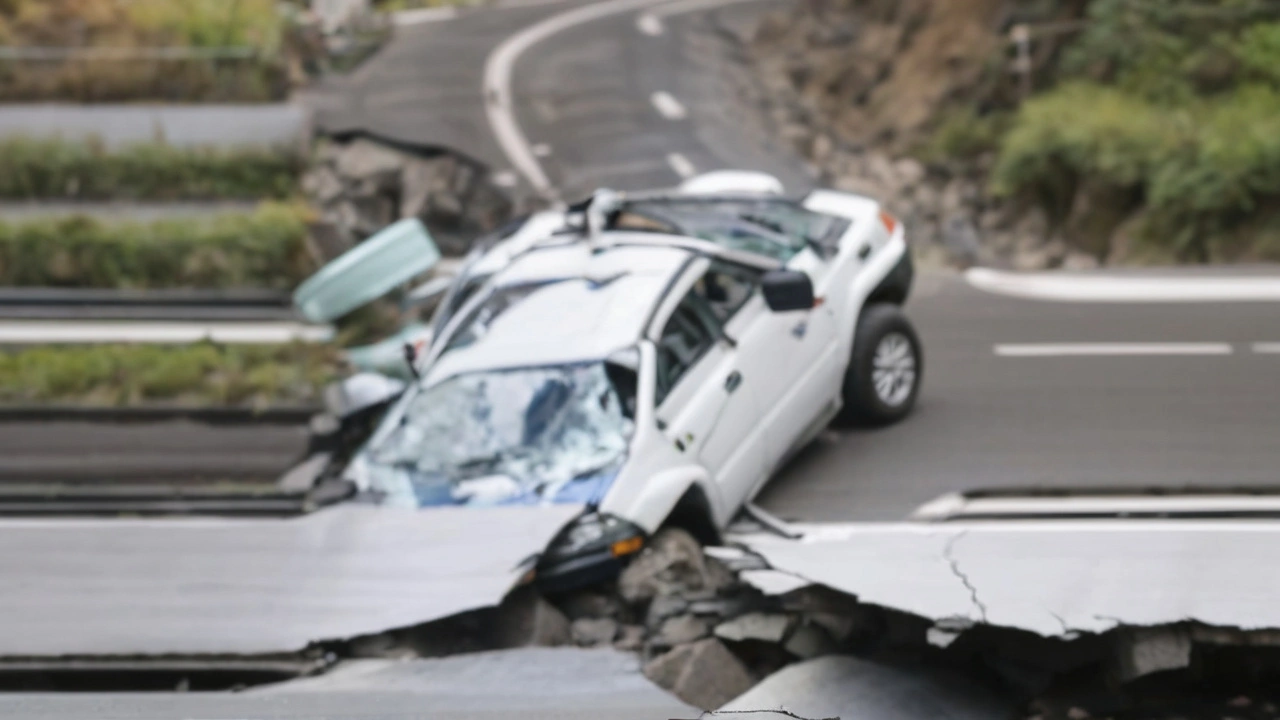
[762, 270, 814, 312]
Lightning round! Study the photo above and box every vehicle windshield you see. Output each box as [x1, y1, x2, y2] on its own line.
[361, 361, 635, 507]
[618, 198, 848, 261]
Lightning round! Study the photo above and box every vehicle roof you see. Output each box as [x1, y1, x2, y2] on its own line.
[423, 242, 693, 383]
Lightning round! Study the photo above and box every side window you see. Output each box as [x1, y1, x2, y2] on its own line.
[654, 292, 720, 406]
[692, 261, 762, 325]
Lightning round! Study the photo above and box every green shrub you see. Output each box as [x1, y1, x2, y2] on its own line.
[994, 81, 1280, 258]
[918, 107, 1012, 164]
[0, 342, 345, 407]
[0, 137, 302, 200]
[0, 202, 316, 289]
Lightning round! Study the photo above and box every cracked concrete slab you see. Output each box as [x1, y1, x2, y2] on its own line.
[0, 648, 695, 720]
[720, 655, 1014, 720]
[733, 521, 1280, 637]
[0, 504, 580, 656]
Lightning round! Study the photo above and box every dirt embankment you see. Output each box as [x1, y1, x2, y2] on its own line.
[747, 0, 1280, 269]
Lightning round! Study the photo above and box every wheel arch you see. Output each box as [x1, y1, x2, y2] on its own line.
[660, 483, 722, 546]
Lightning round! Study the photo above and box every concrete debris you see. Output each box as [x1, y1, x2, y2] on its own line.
[1110, 626, 1192, 683]
[620, 528, 735, 605]
[721, 655, 1015, 720]
[715, 613, 793, 644]
[493, 585, 572, 649]
[571, 617, 620, 647]
[782, 622, 838, 660]
[655, 615, 713, 649]
[644, 638, 756, 710]
[304, 136, 513, 259]
[559, 590, 627, 621]
[615, 624, 647, 652]
[739, 569, 811, 595]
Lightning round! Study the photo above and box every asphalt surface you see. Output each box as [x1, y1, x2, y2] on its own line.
[755, 271, 1280, 521]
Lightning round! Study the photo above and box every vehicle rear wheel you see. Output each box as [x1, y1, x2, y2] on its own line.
[835, 304, 923, 427]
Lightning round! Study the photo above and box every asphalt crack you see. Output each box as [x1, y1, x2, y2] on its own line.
[943, 531, 989, 624]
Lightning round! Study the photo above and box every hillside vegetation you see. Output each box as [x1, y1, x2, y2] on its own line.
[755, 0, 1280, 265]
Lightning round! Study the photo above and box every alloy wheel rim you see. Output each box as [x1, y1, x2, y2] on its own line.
[871, 332, 916, 407]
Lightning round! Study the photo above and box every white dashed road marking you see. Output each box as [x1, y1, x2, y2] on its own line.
[393, 6, 458, 25]
[1253, 343, 1280, 354]
[666, 153, 697, 179]
[636, 13, 663, 35]
[650, 91, 688, 120]
[995, 343, 1235, 357]
[484, 0, 675, 203]
[651, 0, 768, 18]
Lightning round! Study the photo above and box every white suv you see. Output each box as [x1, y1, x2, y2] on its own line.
[296, 173, 921, 591]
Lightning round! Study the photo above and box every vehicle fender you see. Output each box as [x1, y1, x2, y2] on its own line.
[839, 229, 908, 355]
[601, 465, 718, 536]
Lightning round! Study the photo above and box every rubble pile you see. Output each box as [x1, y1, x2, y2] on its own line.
[335, 531, 1280, 717]
[551, 529, 866, 709]
[302, 135, 515, 259]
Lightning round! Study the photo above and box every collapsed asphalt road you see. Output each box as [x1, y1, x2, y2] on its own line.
[6, 1, 1280, 717]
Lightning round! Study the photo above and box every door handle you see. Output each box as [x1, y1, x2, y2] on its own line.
[725, 370, 743, 393]
[858, 243, 872, 260]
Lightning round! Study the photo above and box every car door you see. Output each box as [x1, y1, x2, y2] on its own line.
[651, 279, 764, 514]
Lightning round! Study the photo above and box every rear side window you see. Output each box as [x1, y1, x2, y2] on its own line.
[654, 291, 720, 406]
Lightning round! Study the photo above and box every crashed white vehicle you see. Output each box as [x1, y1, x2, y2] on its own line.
[295, 172, 921, 591]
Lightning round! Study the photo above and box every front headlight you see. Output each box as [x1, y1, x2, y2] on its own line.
[541, 512, 646, 562]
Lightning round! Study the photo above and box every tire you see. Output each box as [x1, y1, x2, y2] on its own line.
[835, 303, 923, 427]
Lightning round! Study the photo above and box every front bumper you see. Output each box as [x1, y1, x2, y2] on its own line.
[534, 549, 628, 594]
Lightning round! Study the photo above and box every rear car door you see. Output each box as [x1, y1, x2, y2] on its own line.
[652, 280, 764, 512]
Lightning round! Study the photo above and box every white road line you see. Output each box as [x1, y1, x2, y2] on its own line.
[651, 0, 767, 17]
[666, 152, 697, 179]
[392, 6, 458, 25]
[492, 0, 575, 7]
[994, 343, 1234, 357]
[636, 12, 664, 35]
[650, 91, 688, 120]
[0, 321, 334, 345]
[1253, 343, 1280, 354]
[483, 0, 673, 202]
[966, 267, 1280, 303]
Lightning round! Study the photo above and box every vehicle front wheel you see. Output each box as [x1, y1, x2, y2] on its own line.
[835, 304, 923, 427]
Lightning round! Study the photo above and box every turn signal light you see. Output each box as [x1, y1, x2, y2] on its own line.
[880, 210, 898, 236]
[610, 536, 644, 557]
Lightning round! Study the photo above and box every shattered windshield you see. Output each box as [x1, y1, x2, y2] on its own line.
[620, 199, 848, 262]
[360, 361, 635, 508]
